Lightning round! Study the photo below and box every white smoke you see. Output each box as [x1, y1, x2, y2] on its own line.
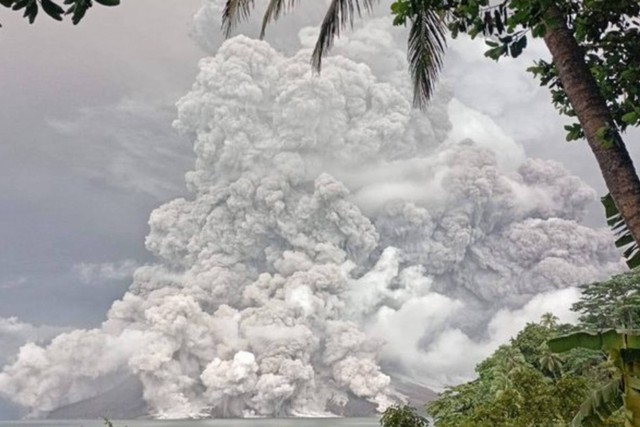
[0, 0, 624, 419]
[0, 317, 69, 369]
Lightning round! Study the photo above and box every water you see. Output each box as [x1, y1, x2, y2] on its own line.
[0, 419, 379, 427]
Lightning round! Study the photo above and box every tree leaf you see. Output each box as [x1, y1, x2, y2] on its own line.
[570, 379, 624, 427]
[11, 0, 28, 11]
[602, 193, 640, 269]
[221, 0, 254, 37]
[40, 0, 64, 20]
[622, 111, 639, 125]
[548, 329, 624, 353]
[311, 0, 376, 71]
[260, 0, 298, 38]
[405, 6, 447, 109]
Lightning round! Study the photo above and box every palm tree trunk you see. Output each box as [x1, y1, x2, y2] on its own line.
[543, 5, 640, 246]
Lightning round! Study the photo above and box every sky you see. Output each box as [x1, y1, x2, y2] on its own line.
[0, 0, 639, 420]
[0, 0, 201, 326]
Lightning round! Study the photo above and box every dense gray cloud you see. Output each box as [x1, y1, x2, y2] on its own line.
[444, 33, 640, 227]
[0, 3, 625, 418]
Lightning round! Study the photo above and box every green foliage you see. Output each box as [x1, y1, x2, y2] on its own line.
[562, 380, 624, 427]
[430, 358, 593, 427]
[572, 270, 640, 330]
[0, 0, 119, 27]
[380, 405, 430, 427]
[427, 272, 640, 427]
[548, 329, 640, 426]
[548, 330, 635, 354]
[428, 273, 640, 426]
[524, 0, 640, 141]
[429, 317, 598, 427]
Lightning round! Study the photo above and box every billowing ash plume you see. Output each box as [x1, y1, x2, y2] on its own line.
[0, 318, 69, 369]
[0, 0, 624, 419]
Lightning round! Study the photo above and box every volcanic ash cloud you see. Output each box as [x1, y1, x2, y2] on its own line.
[0, 16, 624, 419]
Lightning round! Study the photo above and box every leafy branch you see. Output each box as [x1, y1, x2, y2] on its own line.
[0, 0, 119, 27]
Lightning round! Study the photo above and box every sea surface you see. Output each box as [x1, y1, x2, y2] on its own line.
[0, 418, 379, 427]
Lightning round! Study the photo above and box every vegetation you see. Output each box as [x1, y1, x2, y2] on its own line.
[544, 271, 640, 427]
[0, 0, 119, 27]
[549, 330, 640, 427]
[573, 269, 640, 330]
[418, 270, 640, 427]
[380, 405, 430, 427]
[224, 0, 640, 258]
[427, 320, 604, 427]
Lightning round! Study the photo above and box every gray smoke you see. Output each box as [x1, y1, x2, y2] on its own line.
[0, 0, 624, 419]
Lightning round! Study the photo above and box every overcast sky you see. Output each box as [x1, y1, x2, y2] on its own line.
[0, 0, 202, 327]
[1, 0, 639, 419]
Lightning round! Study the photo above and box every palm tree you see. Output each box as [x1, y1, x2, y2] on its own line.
[538, 347, 563, 379]
[221, 0, 640, 252]
[540, 313, 559, 329]
[489, 369, 516, 398]
[493, 346, 527, 375]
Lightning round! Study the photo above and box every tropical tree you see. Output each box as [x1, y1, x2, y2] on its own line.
[538, 347, 564, 378]
[428, 275, 640, 426]
[548, 329, 640, 427]
[573, 270, 640, 330]
[534, 1, 640, 259]
[541, 312, 560, 329]
[0, 0, 118, 27]
[488, 369, 514, 398]
[222, 0, 640, 257]
[493, 345, 527, 375]
[428, 320, 599, 427]
[380, 405, 430, 427]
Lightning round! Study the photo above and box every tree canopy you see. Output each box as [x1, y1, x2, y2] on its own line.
[427, 319, 601, 427]
[423, 271, 640, 427]
[572, 269, 640, 330]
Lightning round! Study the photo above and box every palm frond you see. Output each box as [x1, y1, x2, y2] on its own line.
[221, 0, 255, 37]
[407, 7, 446, 109]
[570, 379, 623, 427]
[602, 193, 640, 269]
[260, 0, 299, 38]
[311, 0, 376, 71]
